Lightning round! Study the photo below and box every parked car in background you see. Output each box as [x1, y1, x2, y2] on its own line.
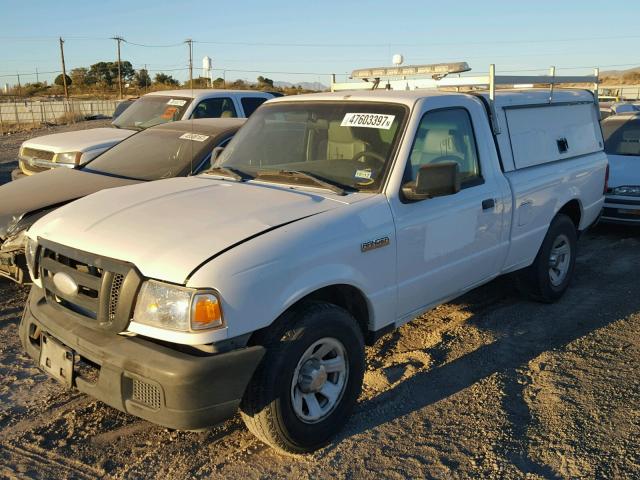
[18, 64, 606, 453]
[112, 98, 137, 119]
[12, 90, 274, 179]
[600, 111, 640, 224]
[610, 102, 640, 115]
[0, 118, 245, 283]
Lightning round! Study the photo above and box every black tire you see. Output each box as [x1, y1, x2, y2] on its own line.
[240, 301, 365, 454]
[517, 214, 577, 303]
[11, 168, 25, 181]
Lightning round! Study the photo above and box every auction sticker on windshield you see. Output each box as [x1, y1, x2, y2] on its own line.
[167, 99, 187, 106]
[341, 113, 395, 129]
[179, 133, 209, 142]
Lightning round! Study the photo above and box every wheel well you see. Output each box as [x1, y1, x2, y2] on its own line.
[302, 285, 370, 338]
[246, 285, 372, 349]
[557, 200, 581, 229]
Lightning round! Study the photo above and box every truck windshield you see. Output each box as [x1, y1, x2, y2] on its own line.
[112, 96, 192, 130]
[216, 102, 407, 192]
[602, 116, 640, 156]
[83, 129, 213, 180]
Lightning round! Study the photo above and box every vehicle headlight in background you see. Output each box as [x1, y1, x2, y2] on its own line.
[2, 229, 27, 251]
[54, 151, 82, 166]
[133, 280, 223, 332]
[611, 185, 640, 197]
[25, 236, 39, 280]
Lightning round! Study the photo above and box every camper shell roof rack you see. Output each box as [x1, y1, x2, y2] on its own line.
[331, 63, 600, 134]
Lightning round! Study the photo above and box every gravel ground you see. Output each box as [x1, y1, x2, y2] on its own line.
[0, 124, 639, 479]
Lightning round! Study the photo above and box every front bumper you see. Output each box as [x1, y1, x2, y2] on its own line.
[601, 195, 640, 225]
[19, 286, 265, 430]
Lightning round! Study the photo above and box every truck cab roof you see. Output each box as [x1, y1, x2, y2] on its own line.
[267, 88, 596, 109]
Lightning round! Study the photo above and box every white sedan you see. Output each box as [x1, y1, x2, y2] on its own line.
[601, 112, 640, 224]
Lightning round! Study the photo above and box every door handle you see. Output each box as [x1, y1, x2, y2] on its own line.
[482, 198, 495, 210]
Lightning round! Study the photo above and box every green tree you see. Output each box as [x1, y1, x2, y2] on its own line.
[70, 68, 89, 87]
[109, 61, 135, 82]
[87, 61, 135, 88]
[154, 73, 179, 86]
[257, 76, 274, 88]
[88, 62, 113, 86]
[54, 73, 72, 87]
[212, 77, 225, 88]
[230, 79, 247, 89]
[135, 68, 152, 88]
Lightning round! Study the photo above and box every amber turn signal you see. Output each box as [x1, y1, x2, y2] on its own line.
[191, 294, 223, 330]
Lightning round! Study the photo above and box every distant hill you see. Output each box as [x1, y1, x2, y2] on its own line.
[273, 81, 328, 91]
[600, 66, 640, 85]
[601, 66, 640, 76]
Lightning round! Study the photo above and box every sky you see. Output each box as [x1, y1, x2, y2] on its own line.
[1, 0, 639, 88]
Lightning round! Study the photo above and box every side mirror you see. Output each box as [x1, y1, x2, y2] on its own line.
[402, 161, 461, 201]
[211, 146, 225, 164]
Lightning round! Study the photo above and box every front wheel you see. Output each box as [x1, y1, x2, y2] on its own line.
[517, 213, 577, 303]
[240, 301, 365, 454]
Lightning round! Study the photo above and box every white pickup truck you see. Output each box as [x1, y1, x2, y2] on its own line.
[14, 89, 275, 178]
[19, 64, 607, 454]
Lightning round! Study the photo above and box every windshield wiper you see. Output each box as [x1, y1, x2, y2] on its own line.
[256, 169, 348, 196]
[205, 166, 254, 182]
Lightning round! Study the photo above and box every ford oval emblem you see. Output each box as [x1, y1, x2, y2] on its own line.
[52, 272, 79, 297]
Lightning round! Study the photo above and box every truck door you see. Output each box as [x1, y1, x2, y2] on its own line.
[390, 105, 509, 321]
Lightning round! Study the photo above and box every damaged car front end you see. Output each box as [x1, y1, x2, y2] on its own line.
[0, 209, 53, 283]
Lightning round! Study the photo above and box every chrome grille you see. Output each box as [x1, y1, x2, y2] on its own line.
[132, 379, 161, 409]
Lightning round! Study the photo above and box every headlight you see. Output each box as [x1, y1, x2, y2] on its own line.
[611, 185, 640, 197]
[133, 280, 223, 332]
[54, 151, 82, 165]
[25, 236, 38, 280]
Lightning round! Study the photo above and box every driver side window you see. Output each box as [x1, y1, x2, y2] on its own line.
[408, 108, 482, 187]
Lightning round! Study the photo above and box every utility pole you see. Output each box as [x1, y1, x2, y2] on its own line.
[16, 73, 21, 96]
[186, 38, 193, 89]
[59, 37, 69, 99]
[35, 67, 39, 84]
[111, 36, 124, 99]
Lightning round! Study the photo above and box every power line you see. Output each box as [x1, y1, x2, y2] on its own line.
[123, 40, 185, 48]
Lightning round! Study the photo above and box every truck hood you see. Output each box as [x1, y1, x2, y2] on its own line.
[29, 176, 351, 283]
[607, 154, 640, 187]
[22, 127, 135, 154]
[0, 168, 140, 237]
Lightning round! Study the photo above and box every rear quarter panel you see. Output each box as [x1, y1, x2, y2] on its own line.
[501, 151, 607, 273]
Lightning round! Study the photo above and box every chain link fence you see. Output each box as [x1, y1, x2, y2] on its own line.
[0, 98, 119, 134]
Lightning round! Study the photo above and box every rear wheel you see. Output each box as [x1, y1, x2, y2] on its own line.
[517, 214, 577, 303]
[240, 301, 365, 454]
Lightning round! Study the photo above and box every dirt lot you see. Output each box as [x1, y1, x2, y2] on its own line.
[0, 124, 639, 479]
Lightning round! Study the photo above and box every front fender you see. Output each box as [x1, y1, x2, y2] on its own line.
[187, 195, 398, 340]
